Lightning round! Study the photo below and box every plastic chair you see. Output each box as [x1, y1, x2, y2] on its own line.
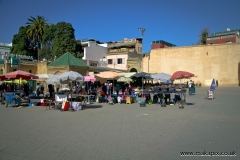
[126, 97, 131, 104]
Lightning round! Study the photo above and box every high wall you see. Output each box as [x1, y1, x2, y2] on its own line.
[37, 61, 48, 74]
[143, 43, 240, 86]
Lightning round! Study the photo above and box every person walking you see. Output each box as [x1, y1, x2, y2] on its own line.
[36, 83, 41, 97]
[48, 84, 54, 98]
[23, 84, 29, 96]
[116, 83, 120, 95]
[56, 83, 60, 93]
[40, 84, 44, 96]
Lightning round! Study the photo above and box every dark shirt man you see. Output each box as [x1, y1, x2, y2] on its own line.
[48, 84, 54, 98]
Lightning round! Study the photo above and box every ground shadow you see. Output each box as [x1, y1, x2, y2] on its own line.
[85, 104, 103, 109]
[186, 102, 195, 105]
[188, 94, 196, 96]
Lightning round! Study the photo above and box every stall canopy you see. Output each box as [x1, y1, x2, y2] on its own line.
[46, 75, 60, 84]
[151, 72, 171, 83]
[36, 74, 54, 80]
[84, 76, 96, 82]
[130, 72, 152, 79]
[4, 79, 28, 84]
[170, 71, 194, 81]
[117, 77, 133, 83]
[0, 70, 39, 80]
[59, 71, 83, 84]
[97, 71, 119, 79]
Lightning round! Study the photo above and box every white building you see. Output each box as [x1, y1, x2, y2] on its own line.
[77, 39, 108, 67]
[0, 42, 12, 59]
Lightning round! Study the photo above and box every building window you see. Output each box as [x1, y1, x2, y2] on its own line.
[138, 47, 142, 52]
[117, 58, 125, 64]
[0, 69, 3, 75]
[226, 41, 232, 43]
[90, 62, 97, 67]
[207, 37, 220, 40]
[222, 35, 234, 39]
[108, 59, 113, 64]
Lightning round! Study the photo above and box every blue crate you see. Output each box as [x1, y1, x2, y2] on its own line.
[5, 94, 21, 105]
[6, 95, 15, 104]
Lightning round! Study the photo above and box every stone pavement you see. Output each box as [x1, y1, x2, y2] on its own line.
[0, 87, 239, 160]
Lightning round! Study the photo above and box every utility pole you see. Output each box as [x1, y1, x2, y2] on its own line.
[138, 27, 146, 107]
[138, 28, 145, 72]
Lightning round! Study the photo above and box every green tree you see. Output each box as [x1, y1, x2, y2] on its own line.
[10, 26, 37, 57]
[75, 43, 84, 59]
[52, 22, 78, 58]
[197, 28, 210, 45]
[39, 24, 56, 60]
[11, 18, 82, 61]
[26, 15, 48, 60]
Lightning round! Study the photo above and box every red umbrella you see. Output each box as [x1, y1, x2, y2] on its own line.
[0, 70, 39, 81]
[170, 71, 194, 81]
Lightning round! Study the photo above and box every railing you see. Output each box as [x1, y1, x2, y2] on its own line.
[6, 60, 38, 65]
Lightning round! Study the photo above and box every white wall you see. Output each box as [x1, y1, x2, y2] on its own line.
[82, 41, 107, 62]
[98, 43, 108, 47]
[106, 54, 128, 70]
[0, 43, 11, 59]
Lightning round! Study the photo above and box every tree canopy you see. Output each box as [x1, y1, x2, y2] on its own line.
[10, 26, 37, 58]
[197, 28, 210, 45]
[25, 16, 48, 60]
[11, 16, 83, 61]
[52, 22, 78, 58]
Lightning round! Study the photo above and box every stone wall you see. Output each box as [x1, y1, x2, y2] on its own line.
[142, 43, 240, 86]
[37, 61, 48, 74]
[47, 65, 88, 76]
[127, 58, 141, 72]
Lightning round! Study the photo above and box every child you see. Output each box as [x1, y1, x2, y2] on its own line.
[108, 95, 114, 105]
[117, 96, 121, 104]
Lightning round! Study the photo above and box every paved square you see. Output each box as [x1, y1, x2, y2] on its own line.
[0, 87, 239, 160]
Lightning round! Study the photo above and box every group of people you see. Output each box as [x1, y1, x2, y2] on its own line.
[0, 82, 30, 97]
[100, 82, 133, 97]
[36, 83, 55, 98]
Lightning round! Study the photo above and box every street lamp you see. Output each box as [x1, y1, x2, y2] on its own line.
[138, 28, 146, 54]
[138, 27, 146, 107]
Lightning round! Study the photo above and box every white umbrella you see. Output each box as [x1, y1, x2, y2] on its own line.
[58, 71, 83, 109]
[36, 74, 54, 80]
[59, 71, 83, 83]
[46, 75, 60, 84]
[151, 72, 171, 83]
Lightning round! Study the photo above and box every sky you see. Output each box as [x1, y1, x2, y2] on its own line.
[1, 0, 240, 52]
